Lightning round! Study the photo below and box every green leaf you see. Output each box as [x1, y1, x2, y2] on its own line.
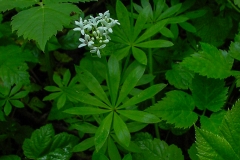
[0, 0, 36, 12]
[135, 20, 167, 43]
[10, 100, 24, 108]
[181, 43, 234, 79]
[118, 84, 166, 109]
[107, 55, 120, 106]
[234, 0, 240, 7]
[44, 0, 95, 4]
[108, 137, 121, 160]
[117, 110, 160, 123]
[122, 154, 132, 160]
[62, 69, 71, 86]
[135, 40, 173, 48]
[126, 122, 147, 133]
[11, 4, 80, 51]
[43, 92, 62, 101]
[57, 93, 66, 109]
[229, 33, 240, 61]
[95, 112, 113, 152]
[72, 137, 95, 152]
[76, 66, 111, 106]
[160, 27, 174, 38]
[116, 62, 145, 107]
[191, 75, 228, 111]
[71, 122, 98, 134]
[179, 22, 196, 32]
[4, 101, 12, 116]
[133, 138, 184, 160]
[64, 107, 110, 115]
[9, 84, 22, 96]
[116, 0, 132, 41]
[146, 90, 198, 128]
[113, 112, 131, 147]
[136, 74, 155, 86]
[157, 3, 182, 21]
[195, 127, 239, 160]
[0, 155, 21, 160]
[188, 143, 199, 160]
[44, 86, 61, 92]
[23, 124, 55, 159]
[132, 47, 147, 65]
[165, 63, 194, 89]
[53, 73, 63, 87]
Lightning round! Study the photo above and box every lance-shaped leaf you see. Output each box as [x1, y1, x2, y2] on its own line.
[116, 62, 145, 107]
[95, 112, 113, 151]
[108, 137, 121, 160]
[181, 43, 234, 79]
[72, 137, 95, 152]
[0, 0, 36, 12]
[165, 63, 194, 90]
[113, 112, 131, 147]
[135, 40, 173, 48]
[11, 4, 80, 51]
[76, 66, 111, 106]
[118, 84, 166, 109]
[132, 47, 147, 65]
[117, 110, 160, 123]
[107, 55, 120, 106]
[64, 107, 110, 115]
[157, 3, 182, 21]
[191, 75, 228, 112]
[146, 90, 197, 128]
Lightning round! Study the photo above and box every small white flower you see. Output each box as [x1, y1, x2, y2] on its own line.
[90, 44, 106, 58]
[78, 34, 94, 48]
[73, 17, 85, 35]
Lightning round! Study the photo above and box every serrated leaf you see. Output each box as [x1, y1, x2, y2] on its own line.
[146, 90, 197, 128]
[72, 137, 95, 152]
[64, 107, 110, 115]
[229, 35, 240, 61]
[181, 43, 233, 79]
[191, 75, 228, 112]
[11, 4, 80, 51]
[0, 0, 36, 12]
[117, 110, 160, 123]
[133, 138, 184, 160]
[165, 63, 194, 89]
[113, 112, 131, 147]
[188, 143, 199, 160]
[118, 83, 166, 109]
[95, 112, 113, 151]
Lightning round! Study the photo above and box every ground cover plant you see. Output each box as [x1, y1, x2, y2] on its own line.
[0, 0, 240, 159]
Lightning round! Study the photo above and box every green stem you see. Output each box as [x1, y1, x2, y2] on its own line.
[148, 42, 160, 139]
[227, 0, 240, 13]
[44, 47, 54, 84]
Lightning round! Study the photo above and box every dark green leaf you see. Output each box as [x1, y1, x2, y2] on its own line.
[135, 40, 173, 48]
[10, 91, 28, 99]
[64, 107, 110, 115]
[4, 101, 12, 116]
[157, 3, 182, 20]
[72, 137, 95, 152]
[179, 22, 196, 32]
[132, 47, 147, 65]
[108, 137, 121, 160]
[44, 86, 61, 92]
[57, 94, 66, 109]
[10, 100, 24, 108]
[0, 0, 36, 12]
[0, 155, 21, 160]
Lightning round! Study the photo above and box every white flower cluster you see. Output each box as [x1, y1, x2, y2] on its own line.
[73, 11, 120, 58]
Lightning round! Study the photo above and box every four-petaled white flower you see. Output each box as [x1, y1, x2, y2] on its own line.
[73, 10, 120, 58]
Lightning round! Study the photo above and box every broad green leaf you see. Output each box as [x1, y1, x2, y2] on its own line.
[72, 137, 95, 152]
[0, 0, 36, 12]
[113, 112, 130, 147]
[195, 127, 239, 160]
[181, 43, 234, 79]
[76, 66, 110, 106]
[118, 84, 166, 109]
[191, 75, 228, 112]
[57, 93, 66, 109]
[132, 47, 147, 65]
[116, 63, 145, 107]
[116, 0, 132, 41]
[95, 112, 113, 152]
[220, 100, 240, 156]
[133, 5, 151, 41]
[11, 4, 80, 51]
[146, 90, 197, 128]
[117, 110, 160, 123]
[135, 20, 167, 43]
[200, 111, 226, 134]
[133, 138, 184, 160]
[122, 154, 132, 160]
[157, 3, 182, 21]
[23, 124, 55, 159]
[0, 45, 38, 86]
[0, 155, 21, 160]
[107, 55, 120, 106]
[64, 107, 110, 115]
[135, 39, 173, 48]
[188, 143, 199, 160]
[179, 22, 196, 32]
[165, 63, 194, 89]
[108, 137, 121, 160]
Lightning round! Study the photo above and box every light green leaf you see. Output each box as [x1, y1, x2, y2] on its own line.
[53, 73, 63, 87]
[114, 46, 131, 60]
[116, 62, 145, 107]
[95, 112, 113, 151]
[181, 43, 234, 79]
[118, 84, 166, 109]
[108, 137, 121, 160]
[132, 47, 147, 65]
[135, 40, 173, 48]
[113, 112, 131, 147]
[57, 93, 66, 109]
[195, 127, 239, 160]
[76, 66, 110, 106]
[71, 123, 97, 134]
[191, 75, 228, 111]
[11, 4, 80, 51]
[234, 0, 240, 7]
[160, 27, 174, 38]
[11, 91, 28, 99]
[72, 137, 94, 152]
[107, 55, 120, 106]
[0, 0, 36, 12]
[64, 107, 110, 115]
[165, 63, 194, 90]
[117, 110, 160, 123]
[9, 84, 22, 96]
[146, 90, 197, 128]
